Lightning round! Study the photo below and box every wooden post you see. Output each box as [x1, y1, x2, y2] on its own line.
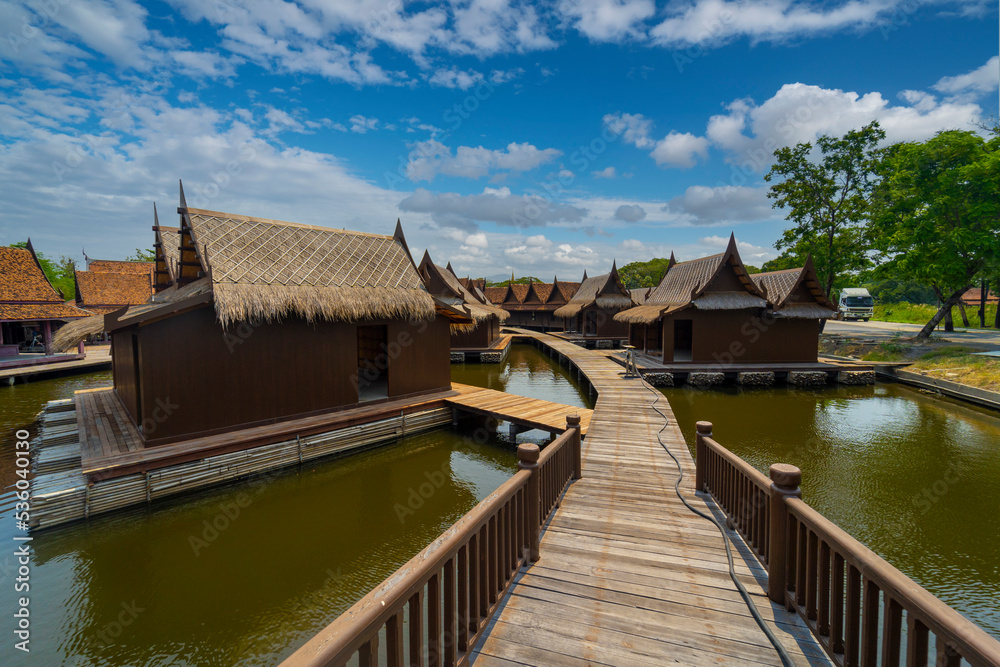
[518, 443, 540, 563]
[42, 320, 52, 355]
[695, 421, 712, 493]
[768, 463, 802, 605]
[567, 414, 582, 480]
[78, 341, 85, 356]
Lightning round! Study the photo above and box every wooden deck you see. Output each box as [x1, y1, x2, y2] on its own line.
[448, 383, 592, 435]
[0, 345, 111, 382]
[473, 329, 831, 666]
[453, 333, 514, 354]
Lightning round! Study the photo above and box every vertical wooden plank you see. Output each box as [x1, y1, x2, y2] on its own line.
[905, 614, 928, 667]
[488, 515, 498, 603]
[806, 530, 818, 620]
[359, 634, 379, 667]
[796, 522, 808, 608]
[457, 546, 469, 654]
[831, 553, 845, 654]
[467, 532, 479, 633]
[935, 639, 962, 667]
[428, 573, 441, 667]
[880, 596, 902, 667]
[845, 565, 861, 667]
[443, 557, 457, 667]
[478, 526, 489, 619]
[860, 578, 880, 666]
[409, 589, 425, 667]
[387, 609, 405, 667]
[818, 541, 831, 635]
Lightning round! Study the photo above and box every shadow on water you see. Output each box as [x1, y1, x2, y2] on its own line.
[666, 382, 1000, 639]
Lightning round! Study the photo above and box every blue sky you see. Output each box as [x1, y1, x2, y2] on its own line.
[1, 0, 996, 280]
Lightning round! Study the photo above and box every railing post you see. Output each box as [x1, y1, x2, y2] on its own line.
[768, 463, 802, 605]
[567, 414, 582, 480]
[518, 443, 541, 563]
[695, 421, 712, 493]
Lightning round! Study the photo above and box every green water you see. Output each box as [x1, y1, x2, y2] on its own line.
[666, 383, 1000, 639]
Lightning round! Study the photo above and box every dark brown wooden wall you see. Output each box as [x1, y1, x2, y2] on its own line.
[660, 311, 819, 363]
[129, 306, 450, 446]
[579, 305, 630, 338]
[111, 328, 140, 425]
[451, 316, 500, 349]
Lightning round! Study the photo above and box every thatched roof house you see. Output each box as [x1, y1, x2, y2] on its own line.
[418, 253, 508, 351]
[750, 258, 837, 320]
[554, 262, 634, 338]
[478, 277, 580, 332]
[616, 235, 831, 363]
[89, 183, 453, 447]
[74, 258, 154, 315]
[0, 242, 90, 355]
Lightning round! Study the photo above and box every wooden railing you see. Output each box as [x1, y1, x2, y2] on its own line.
[694, 421, 1000, 667]
[281, 415, 583, 667]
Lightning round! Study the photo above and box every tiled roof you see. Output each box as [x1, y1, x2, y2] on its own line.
[483, 287, 506, 304]
[0, 302, 94, 321]
[75, 270, 153, 309]
[0, 246, 64, 302]
[87, 259, 155, 277]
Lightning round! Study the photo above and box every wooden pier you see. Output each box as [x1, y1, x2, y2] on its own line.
[0, 345, 111, 384]
[472, 329, 830, 665]
[448, 383, 592, 436]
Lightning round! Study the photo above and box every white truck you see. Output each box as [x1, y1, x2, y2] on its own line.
[838, 288, 874, 321]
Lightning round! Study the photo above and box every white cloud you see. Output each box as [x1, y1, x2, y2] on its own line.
[169, 50, 242, 79]
[592, 166, 616, 178]
[933, 56, 1000, 98]
[398, 187, 587, 229]
[651, 0, 906, 47]
[427, 67, 483, 90]
[603, 112, 655, 148]
[405, 140, 561, 181]
[559, 0, 656, 42]
[349, 114, 379, 133]
[614, 204, 647, 222]
[650, 131, 709, 168]
[699, 235, 773, 262]
[464, 232, 488, 248]
[664, 185, 776, 226]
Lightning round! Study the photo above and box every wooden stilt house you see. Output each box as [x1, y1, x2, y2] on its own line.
[101, 184, 454, 447]
[0, 241, 90, 356]
[615, 235, 834, 363]
[554, 263, 634, 340]
[417, 252, 509, 351]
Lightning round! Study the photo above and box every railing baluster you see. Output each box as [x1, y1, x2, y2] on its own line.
[845, 565, 861, 667]
[860, 578, 880, 666]
[881, 597, 902, 667]
[467, 532, 479, 633]
[796, 522, 808, 609]
[831, 553, 845, 654]
[387, 609, 404, 667]
[806, 529, 819, 620]
[936, 638, 962, 667]
[488, 515, 498, 603]
[359, 634, 378, 667]
[905, 614, 928, 666]
[457, 546, 469, 654]
[443, 557, 456, 667]
[818, 541, 831, 636]
[478, 526, 488, 619]
[428, 573, 441, 667]
[409, 589, 425, 667]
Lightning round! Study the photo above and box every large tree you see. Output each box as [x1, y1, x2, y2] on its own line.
[765, 121, 885, 298]
[869, 130, 1000, 338]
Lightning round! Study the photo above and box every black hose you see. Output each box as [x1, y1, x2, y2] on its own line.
[641, 378, 795, 667]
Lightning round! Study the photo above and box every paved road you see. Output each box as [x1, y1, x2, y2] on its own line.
[825, 320, 1000, 348]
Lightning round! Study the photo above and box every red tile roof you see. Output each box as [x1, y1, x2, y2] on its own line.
[75, 270, 153, 310]
[0, 245, 90, 321]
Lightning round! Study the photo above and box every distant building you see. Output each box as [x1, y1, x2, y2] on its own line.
[100, 187, 457, 447]
[484, 277, 581, 331]
[0, 242, 89, 356]
[554, 263, 634, 339]
[960, 287, 998, 306]
[75, 258, 154, 315]
[616, 235, 836, 363]
[418, 253, 509, 352]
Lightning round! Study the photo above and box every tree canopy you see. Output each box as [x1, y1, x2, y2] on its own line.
[765, 121, 885, 296]
[9, 241, 75, 300]
[869, 130, 1000, 337]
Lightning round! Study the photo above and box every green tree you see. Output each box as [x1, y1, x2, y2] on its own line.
[128, 248, 156, 261]
[619, 257, 672, 288]
[9, 241, 76, 300]
[869, 130, 1000, 338]
[765, 121, 885, 297]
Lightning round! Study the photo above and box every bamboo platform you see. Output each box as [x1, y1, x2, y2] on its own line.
[474, 329, 832, 666]
[448, 383, 592, 436]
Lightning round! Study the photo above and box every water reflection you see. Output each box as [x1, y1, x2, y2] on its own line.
[666, 382, 1000, 639]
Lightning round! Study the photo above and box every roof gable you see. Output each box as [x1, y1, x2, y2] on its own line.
[0, 243, 65, 303]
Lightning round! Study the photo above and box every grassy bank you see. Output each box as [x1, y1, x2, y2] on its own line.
[821, 337, 1000, 392]
[873, 302, 999, 329]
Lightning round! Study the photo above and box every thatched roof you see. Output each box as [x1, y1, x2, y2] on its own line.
[418, 252, 508, 328]
[615, 235, 765, 324]
[553, 262, 634, 319]
[0, 242, 91, 322]
[630, 287, 652, 304]
[75, 270, 153, 314]
[147, 186, 435, 327]
[751, 257, 836, 319]
[548, 278, 580, 304]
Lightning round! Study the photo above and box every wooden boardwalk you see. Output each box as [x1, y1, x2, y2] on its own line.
[448, 383, 592, 435]
[472, 329, 831, 666]
[0, 345, 111, 382]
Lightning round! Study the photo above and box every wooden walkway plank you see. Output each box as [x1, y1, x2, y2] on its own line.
[472, 329, 832, 666]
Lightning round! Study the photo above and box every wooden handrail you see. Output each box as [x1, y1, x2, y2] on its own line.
[694, 420, 1000, 667]
[281, 415, 582, 667]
